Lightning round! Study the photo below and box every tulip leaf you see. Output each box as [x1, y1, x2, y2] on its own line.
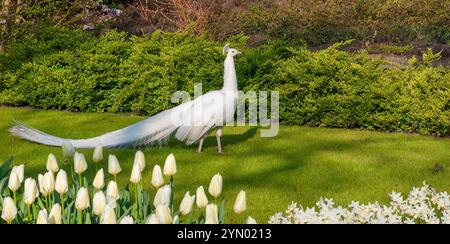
[0, 156, 14, 179]
[219, 198, 226, 224]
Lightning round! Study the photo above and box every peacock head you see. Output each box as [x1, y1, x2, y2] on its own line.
[223, 44, 241, 57]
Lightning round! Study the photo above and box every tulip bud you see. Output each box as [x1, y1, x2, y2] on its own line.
[41, 171, 55, 196]
[129, 163, 141, 184]
[38, 174, 44, 194]
[93, 191, 106, 216]
[179, 192, 195, 216]
[75, 187, 90, 211]
[120, 216, 134, 224]
[106, 196, 117, 209]
[11, 164, 24, 183]
[55, 169, 68, 195]
[74, 152, 88, 175]
[46, 153, 59, 173]
[36, 209, 48, 224]
[100, 205, 116, 224]
[108, 154, 121, 176]
[93, 169, 105, 190]
[49, 204, 62, 224]
[134, 150, 145, 172]
[151, 165, 164, 188]
[1, 197, 17, 223]
[106, 181, 119, 200]
[205, 204, 219, 224]
[247, 216, 257, 224]
[163, 153, 177, 176]
[233, 190, 246, 214]
[8, 171, 20, 192]
[146, 214, 160, 224]
[62, 141, 75, 158]
[153, 185, 171, 208]
[196, 186, 209, 209]
[208, 173, 222, 198]
[93, 144, 104, 163]
[156, 205, 172, 224]
[173, 215, 179, 224]
[24, 178, 39, 205]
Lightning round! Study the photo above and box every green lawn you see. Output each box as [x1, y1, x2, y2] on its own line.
[0, 106, 449, 223]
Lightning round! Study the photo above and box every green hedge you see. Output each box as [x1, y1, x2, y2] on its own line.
[0, 29, 449, 136]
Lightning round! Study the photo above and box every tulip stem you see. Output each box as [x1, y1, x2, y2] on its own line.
[61, 194, 65, 220]
[170, 176, 174, 213]
[13, 191, 16, 205]
[134, 184, 139, 218]
[78, 174, 82, 187]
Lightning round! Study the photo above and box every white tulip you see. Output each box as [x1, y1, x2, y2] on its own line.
[108, 154, 121, 176]
[62, 141, 75, 158]
[134, 150, 145, 172]
[38, 174, 44, 194]
[46, 153, 59, 173]
[36, 209, 48, 224]
[129, 163, 141, 184]
[74, 152, 88, 175]
[205, 204, 219, 224]
[146, 214, 160, 224]
[24, 178, 39, 205]
[208, 173, 223, 198]
[247, 216, 257, 224]
[173, 215, 179, 224]
[120, 216, 134, 224]
[196, 186, 209, 209]
[1, 197, 17, 223]
[8, 171, 20, 192]
[233, 190, 247, 214]
[55, 169, 68, 195]
[100, 205, 116, 224]
[153, 185, 171, 208]
[106, 196, 117, 209]
[75, 187, 90, 211]
[41, 171, 55, 196]
[106, 181, 119, 200]
[163, 153, 177, 176]
[92, 191, 106, 216]
[156, 205, 172, 224]
[151, 165, 164, 188]
[11, 164, 24, 183]
[179, 192, 195, 216]
[93, 169, 105, 190]
[93, 144, 104, 163]
[49, 204, 62, 224]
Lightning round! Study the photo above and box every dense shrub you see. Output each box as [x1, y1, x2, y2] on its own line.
[0, 29, 448, 136]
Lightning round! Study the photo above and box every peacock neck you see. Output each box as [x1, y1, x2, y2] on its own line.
[222, 55, 238, 92]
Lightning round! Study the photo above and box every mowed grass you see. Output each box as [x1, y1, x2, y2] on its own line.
[0, 106, 449, 223]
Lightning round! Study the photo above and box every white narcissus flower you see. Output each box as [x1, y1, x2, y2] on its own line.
[156, 205, 172, 224]
[41, 171, 55, 196]
[179, 192, 195, 216]
[108, 154, 121, 176]
[146, 214, 160, 224]
[134, 150, 145, 172]
[196, 186, 209, 209]
[24, 178, 39, 205]
[75, 187, 90, 211]
[233, 190, 247, 214]
[153, 185, 171, 208]
[8, 171, 20, 192]
[93, 144, 104, 163]
[208, 173, 223, 198]
[106, 181, 119, 200]
[55, 169, 68, 195]
[93, 191, 106, 216]
[163, 153, 177, 176]
[11, 164, 24, 183]
[49, 204, 62, 224]
[129, 163, 142, 184]
[46, 153, 59, 173]
[93, 169, 105, 190]
[62, 141, 75, 158]
[1, 197, 17, 223]
[205, 204, 219, 224]
[74, 152, 88, 175]
[151, 165, 164, 188]
[120, 216, 134, 224]
[247, 216, 257, 224]
[36, 209, 48, 224]
[100, 205, 116, 224]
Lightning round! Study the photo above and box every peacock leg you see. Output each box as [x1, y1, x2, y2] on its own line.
[197, 138, 204, 153]
[216, 129, 223, 153]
